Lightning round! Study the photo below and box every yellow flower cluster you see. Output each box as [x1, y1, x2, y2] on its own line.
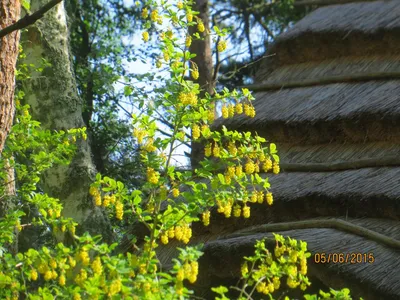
[262, 158, 272, 172]
[59, 273, 66, 286]
[91, 256, 103, 275]
[143, 138, 157, 152]
[213, 143, 220, 157]
[245, 160, 256, 174]
[172, 188, 180, 198]
[217, 199, 233, 218]
[141, 8, 149, 19]
[243, 205, 250, 218]
[204, 143, 211, 157]
[241, 262, 248, 276]
[192, 124, 200, 140]
[164, 224, 192, 244]
[221, 105, 229, 118]
[75, 269, 87, 286]
[133, 128, 147, 144]
[102, 194, 115, 207]
[236, 165, 243, 177]
[142, 31, 149, 42]
[235, 102, 243, 114]
[30, 269, 38, 281]
[185, 35, 192, 47]
[256, 281, 276, 294]
[191, 63, 199, 80]
[147, 167, 160, 184]
[244, 103, 256, 117]
[207, 108, 215, 122]
[266, 192, 273, 205]
[79, 249, 90, 266]
[90, 186, 102, 206]
[177, 1, 183, 9]
[176, 260, 199, 284]
[178, 91, 198, 106]
[300, 257, 307, 275]
[202, 210, 210, 226]
[227, 142, 237, 156]
[186, 12, 193, 22]
[115, 200, 123, 220]
[217, 40, 227, 52]
[150, 9, 158, 22]
[109, 278, 122, 296]
[197, 20, 205, 32]
[273, 162, 280, 174]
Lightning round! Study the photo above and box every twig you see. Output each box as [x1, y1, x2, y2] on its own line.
[0, 0, 63, 38]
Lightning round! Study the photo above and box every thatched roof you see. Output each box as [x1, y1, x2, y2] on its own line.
[179, 1, 400, 299]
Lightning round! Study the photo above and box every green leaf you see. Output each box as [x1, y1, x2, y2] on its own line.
[270, 143, 277, 154]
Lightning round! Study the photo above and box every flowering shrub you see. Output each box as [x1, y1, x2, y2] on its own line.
[0, 1, 357, 299]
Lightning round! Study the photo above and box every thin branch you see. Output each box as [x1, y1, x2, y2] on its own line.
[0, 0, 63, 38]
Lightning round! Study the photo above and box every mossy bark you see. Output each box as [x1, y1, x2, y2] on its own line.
[18, 0, 112, 242]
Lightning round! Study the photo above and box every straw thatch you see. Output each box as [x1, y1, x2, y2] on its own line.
[158, 1, 400, 299]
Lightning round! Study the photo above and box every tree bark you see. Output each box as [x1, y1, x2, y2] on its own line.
[18, 0, 113, 242]
[189, 0, 214, 169]
[0, 0, 20, 154]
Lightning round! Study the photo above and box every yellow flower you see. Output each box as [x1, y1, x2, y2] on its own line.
[186, 12, 193, 23]
[263, 159, 273, 171]
[207, 108, 215, 122]
[157, 16, 163, 25]
[243, 205, 250, 218]
[91, 256, 103, 275]
[103, 194, 111, 207]
[223, 204, 232, 218]
[79, 249, 90, 266]
[192, 124, 200, 140]
[141, 7, 148, 18]
[235, 103, 243, 114]
[44, 270, 52, 281]
[177, 268, 185, 281]
[160, 234, 169, 245]
[59, 274, 66, 286]
[177, 1, 183, 9]
[142, 31, 149, 42]
[147, 167, 160, 184]
[197, 20, 205, 32]
[287, 277, 299, 289]
[235, 165, 243, 177]
[30, 269, 38, 281]
[228, 104, 235, 118]
[202, 211, 210, 226]
[168, 227, 175, 238]
[109, 278, 122, 296]
[217, 40, 227, 52]
[245, 160, 255, 174]
[73, 294, 81, 300]
[273, 277, 280, 289]
[224, 174, 231, 185]
[233, 204, 241, 217]
[192, 69, 199, 80]
[273, 162, 280, 174]
[266, 193, 273, 205]
[213, 143, 220, 157]
[244, 104, 251, 116]
[257, 191, 264, 204]
[156, 59, 162, 68]
[201, 124, 210, 138]
[228, 142, 237, 156]
[116, 201, 124, 220]
[49, 259, 57, 269]
[69, 256, 76, 268]
[221, 105, 229, 118]
[185, 35, 192, 47]
[172, 188, 180, 198]
[227, 166, 235, 177]
[175, 226, 183, 241]
[241, 262, 248, 276]
[163, 50, 170, 62]
[94, 194, 101, 206]
[150, 9, 158, 22]
[204, 143, 212, 157]
[89, 186, 99, 196]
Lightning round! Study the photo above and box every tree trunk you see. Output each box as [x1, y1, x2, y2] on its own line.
[18, 0, 112, 242]
[189, 0, 214, 169]
[0, 0, 20, 154]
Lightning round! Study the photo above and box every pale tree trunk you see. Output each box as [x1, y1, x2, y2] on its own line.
[0, 0, 20, 154]
[19, 0, 112, 241]
[189, 0, 214, 169]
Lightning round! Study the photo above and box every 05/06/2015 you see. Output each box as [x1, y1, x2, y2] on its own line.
[313, 252, 375, 264]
